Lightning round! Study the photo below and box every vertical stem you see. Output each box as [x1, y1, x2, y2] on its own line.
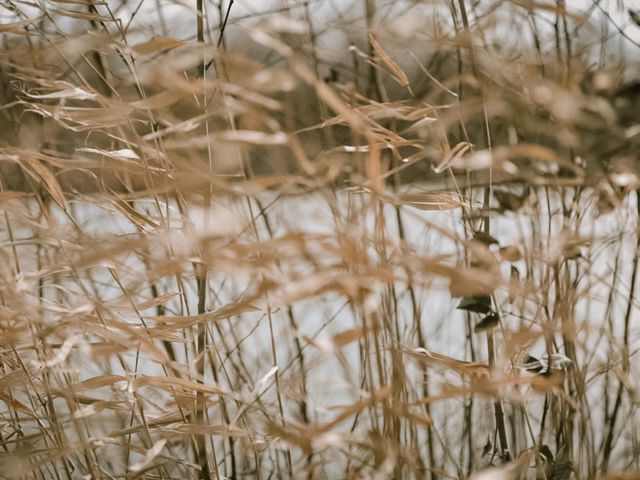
[266, 305, 294, 478]
[195, 0, 209, 469]
[455, 0, 510, 461]
[196, 260, 212, 480]
[364, 0, 379, 99]
[196, 0, 204, 76]
[601, 189, 640, 471]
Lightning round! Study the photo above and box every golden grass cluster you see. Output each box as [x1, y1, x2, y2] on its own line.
[0, 0, 639, 478]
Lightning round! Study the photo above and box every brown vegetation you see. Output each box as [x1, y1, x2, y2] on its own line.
[0, 0, 639, 478]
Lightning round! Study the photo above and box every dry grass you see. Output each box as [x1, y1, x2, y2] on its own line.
[0, 0, 639, 478]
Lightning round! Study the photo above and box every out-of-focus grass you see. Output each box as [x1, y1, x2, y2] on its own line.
[0, 1, 639, 478]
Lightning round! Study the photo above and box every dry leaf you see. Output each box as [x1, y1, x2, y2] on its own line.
[130, 439, 166, 472]
[21, 158, 66, 208]
[391, 192, 463, 211]
[368, 33, 410, 87]
[132, 37, 185, 55]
